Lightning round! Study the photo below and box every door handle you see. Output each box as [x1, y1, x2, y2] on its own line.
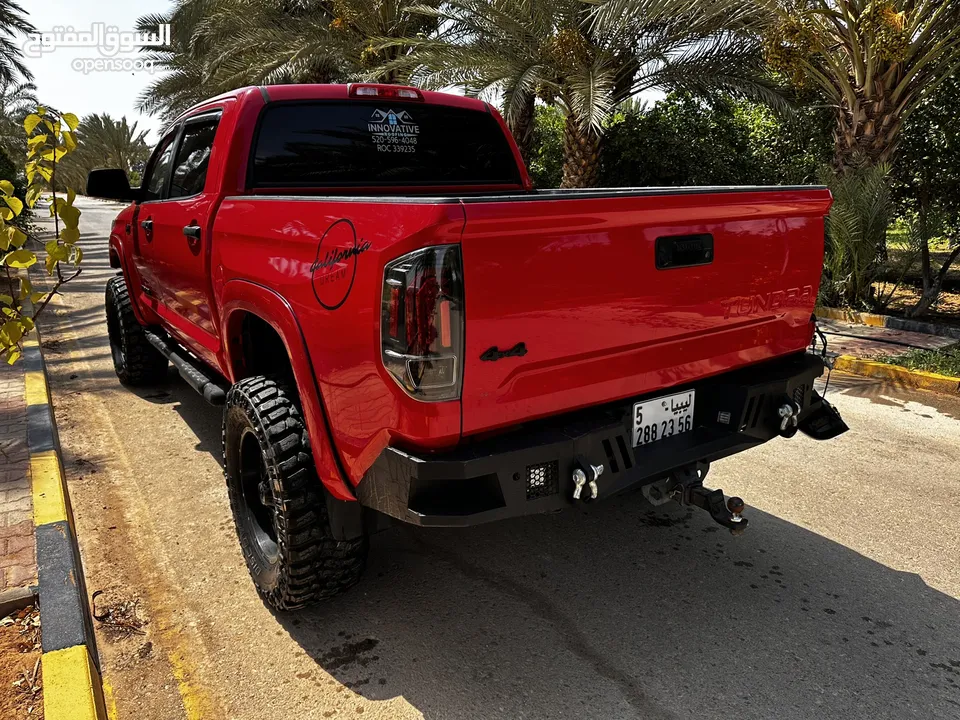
[140, 219, 153, 232]
[182, 225, 201, 240]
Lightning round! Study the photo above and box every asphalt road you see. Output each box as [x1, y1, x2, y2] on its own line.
[34, 197, 960, 720]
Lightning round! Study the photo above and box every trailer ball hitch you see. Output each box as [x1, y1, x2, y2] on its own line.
[665, 464, 749, 535]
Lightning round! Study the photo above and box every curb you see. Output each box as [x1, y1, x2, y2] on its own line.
[0, 585, 38, 618]
[817, 306, 960, 341]
[22, 299, 108, 720]
[833, 354, 960, 395]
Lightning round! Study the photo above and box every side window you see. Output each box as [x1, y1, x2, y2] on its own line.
[141, 131, 178, 202]
[169, 117, 219, 198]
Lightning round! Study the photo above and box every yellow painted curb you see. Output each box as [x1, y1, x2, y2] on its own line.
[23, 287, 108, 720]
[103, 676, 119, 720]
[833, 355, 960, 394]
[815, 306, 887, 327]
[42, 645, 108, 720]
[31, 450, 69, 526]
[24, 369, 49, 406]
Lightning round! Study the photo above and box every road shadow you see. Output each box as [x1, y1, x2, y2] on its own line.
[272, 496, 960, 720]
[136, 365, 960, 719]
[822, 371, 960, 419]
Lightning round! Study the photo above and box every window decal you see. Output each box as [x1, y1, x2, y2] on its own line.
[368, 108, 419, 154]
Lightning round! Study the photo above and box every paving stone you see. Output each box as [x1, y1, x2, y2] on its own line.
[5, 564, 36, 588]
[820, 318, 959, 360]
[0, 510, 31, 528]
[0, 360, 36, 592]
[0, 547, 35, 569]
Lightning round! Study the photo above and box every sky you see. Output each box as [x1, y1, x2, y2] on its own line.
[19, 0, 173, 143]
[20, 0, 664, 148]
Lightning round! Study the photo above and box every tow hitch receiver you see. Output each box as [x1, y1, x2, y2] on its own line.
[644, 464, 748, 535]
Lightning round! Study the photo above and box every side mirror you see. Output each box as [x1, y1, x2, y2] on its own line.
[86, 168, 137, 202]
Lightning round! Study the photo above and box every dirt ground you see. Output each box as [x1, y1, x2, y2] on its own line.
[872, 281, 960, 324]
[0, 605, 43, 719]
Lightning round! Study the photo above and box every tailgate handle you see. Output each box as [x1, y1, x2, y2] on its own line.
[656, 233, 713, 270]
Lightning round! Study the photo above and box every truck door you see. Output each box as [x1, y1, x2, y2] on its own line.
[132, 127, 178, 305]
[134, 111, 223, 364]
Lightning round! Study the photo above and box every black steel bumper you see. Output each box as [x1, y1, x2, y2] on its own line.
[356, 352, 846, 527]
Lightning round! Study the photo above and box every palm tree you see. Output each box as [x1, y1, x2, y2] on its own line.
[201, 0, 437, 86]
[760, 0, 960, 171]
[198, 0, 355, 87]
[137, 0, 436, 124]
[385, 0, 773, 187]
[0, 0, 34, 84]
[57, 114, 151, 191]
[137, 3, 229, 126]
[0, 78, 37, 159]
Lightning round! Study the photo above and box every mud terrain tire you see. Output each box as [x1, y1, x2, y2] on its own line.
[223, 377, 367, 610]
[105, 275, 168, 386]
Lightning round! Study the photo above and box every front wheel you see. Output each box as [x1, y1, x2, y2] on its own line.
[104, 275, 168, 386]
[223, 377, 367, 610]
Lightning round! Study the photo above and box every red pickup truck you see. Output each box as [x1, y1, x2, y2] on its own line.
[88, 83, 847, 610]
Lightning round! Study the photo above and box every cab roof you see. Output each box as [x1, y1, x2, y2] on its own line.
[174, 83, 491, 126]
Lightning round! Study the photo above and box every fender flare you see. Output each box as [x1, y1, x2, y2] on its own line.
[109, 234, 160, 326]
[219, 279, 356, 501]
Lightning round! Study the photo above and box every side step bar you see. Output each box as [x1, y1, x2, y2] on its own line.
[144, 330, 228, 405]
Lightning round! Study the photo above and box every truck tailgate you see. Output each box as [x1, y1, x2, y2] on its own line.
[459, 187, 832, 436]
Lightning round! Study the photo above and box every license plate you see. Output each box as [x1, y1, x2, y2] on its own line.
[632, 390, 695, 447]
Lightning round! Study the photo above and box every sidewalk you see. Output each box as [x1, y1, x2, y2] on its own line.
[820, 317, 959, 359]
[0, 358, 37, 593]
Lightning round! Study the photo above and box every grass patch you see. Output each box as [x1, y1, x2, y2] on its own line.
[873, 346, 960, 377]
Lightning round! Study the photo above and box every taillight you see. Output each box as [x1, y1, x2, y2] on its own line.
[381, 245, 463, 401]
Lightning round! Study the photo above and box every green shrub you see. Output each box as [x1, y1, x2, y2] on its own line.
[527, 92, 834, 189]
[528, 105, 564, 189]
[820, 165, 893, 310]
[599, 94, 765, 187]
[873, 347, 960, 377]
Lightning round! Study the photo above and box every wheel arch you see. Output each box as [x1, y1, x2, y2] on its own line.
[219, 280, 355, 501]
[108, 233, 162, 326]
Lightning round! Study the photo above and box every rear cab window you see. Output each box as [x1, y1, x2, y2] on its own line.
[250, 101, 521, 190]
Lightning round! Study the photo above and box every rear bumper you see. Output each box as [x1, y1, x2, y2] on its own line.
[356, 352, 843, 527]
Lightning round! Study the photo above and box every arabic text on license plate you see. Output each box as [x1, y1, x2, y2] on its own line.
[632, 390, 695, 447]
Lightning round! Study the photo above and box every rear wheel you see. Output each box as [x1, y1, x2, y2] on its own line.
[104, 275, 168, 385]
[223, 377, 367, 610]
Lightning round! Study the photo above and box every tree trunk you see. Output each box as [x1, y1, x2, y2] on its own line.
[507, 95, 536, 169]
[907, 243, 960, 318]
[833, 92, 902, 173]
[561, 114, 600, 189]
[919, 236, 932, 294]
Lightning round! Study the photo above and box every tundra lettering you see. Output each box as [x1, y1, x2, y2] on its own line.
[720, 285, 816, 319]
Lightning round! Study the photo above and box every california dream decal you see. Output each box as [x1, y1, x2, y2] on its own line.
[311, 218, 371, 310]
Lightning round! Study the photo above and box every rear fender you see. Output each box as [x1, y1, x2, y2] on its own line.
[220, 279, 355, 501]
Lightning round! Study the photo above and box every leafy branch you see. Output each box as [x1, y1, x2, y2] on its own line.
[0, 106, 83, 364]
